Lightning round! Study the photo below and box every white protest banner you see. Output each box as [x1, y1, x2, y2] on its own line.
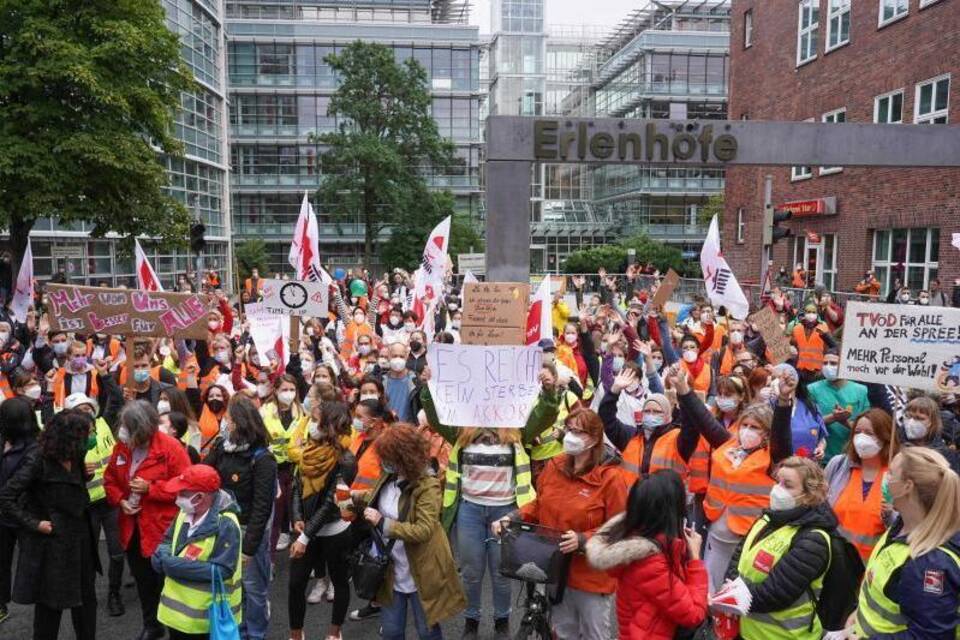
[245, 303, 286, 367]
[426, 343, 542, 428]
[700, 215, 749, 319]
[262, 278, 329, 317]
[839, 301, 960, 392]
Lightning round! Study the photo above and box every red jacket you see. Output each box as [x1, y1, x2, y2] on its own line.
[104, 431, 191, 557]
[586, 515, 708, 640]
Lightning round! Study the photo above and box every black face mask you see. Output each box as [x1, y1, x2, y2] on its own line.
[409, 341, 422, 353]
[207, 399, 225, 414]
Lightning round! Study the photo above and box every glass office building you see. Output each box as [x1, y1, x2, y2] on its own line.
[225, 0, 482, 274]
[21, 0, 232, 289]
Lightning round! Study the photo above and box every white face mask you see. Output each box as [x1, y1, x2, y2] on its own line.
[729, 331, 744, 345]
[682, 349, 698, 364]
[308, 420, 321, 441]
[0, 332, 10, 344]
[804, 312, 818, 323]
[853, 433, 882, 459]
[360, 393, 379, 402]
[157, 400, 171, 415]
[563, 432, 591, 456]
[117, 426, 131, 445]
[904, 418, 928, 441]
[404, 322, 416, 332]
[277, 391, 296, 406]
[716, 396, 739, 413]
[301, 359, 315, 374]
[389, 357, 406, 372]
[214, 350, 231, 366]
[564, 333, 577, 345]
[257, 384, 271, 399]
[159, 345, 172, 358]
[769, 484, 797, 511]
[739, 427, 763, 450]
[175, 493, 203, 515]
[822, 364, 839, 381]
[24, 386, 42, 400]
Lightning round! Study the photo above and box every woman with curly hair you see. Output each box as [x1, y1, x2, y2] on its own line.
[0, 409, 98, 640]
[360, 424, 466, 640]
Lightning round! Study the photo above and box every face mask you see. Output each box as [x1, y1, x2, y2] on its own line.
[409, 340, 423, 352]
[53, 342, 69, 356]
[208, 320, 221, 331]
[564, 333, 577, 345]
[24, 386, 41, 400]
[769, 484, 797, 511]
[853, 433, 882, 459]
[390, 316, 401, 326]
[682, 349, 698, 364]
[739, 427, 763, 450]
[207, 399, 225, 414]
[700, 312, 712, 323]
[804, 312, 818, 323]
[71, 356, 87, 372]
[651, 357, 663, 370]
[389, 357, 406, 372]
[562, 432, 590, 456]
[305, 326, 315, 337]
[86, 433, 98, 452]
[448, 303, 459, 311]
[308, 421, 321, 441]
[642, 413, 665, 430]
[451, 321, 461, 330]
[301, 359, 315, 374]
[159, 345, 172, 358]
[904, 418, 928, 441]
[612, 356, 625, 372]
[353, 418, 366, 433]
[277, 391, 296, 405]
[134, 369, 150, 384]
[729, 331, 744, 345]
[901, 294, 911, 302]
[175, 493, 202, 515]
[157, 400, 171, 414]
[354, 315, 366, 325]
[257, 384, 271, 398]
[360, 393, 379, 402]
[625, 381, 640, 394]
[404, 323, 416, 332]
[214, 350, 231, 366]
[0, 332, 9, 344]
[382, 462, 397, 475]
[117, 426, 131, 445]
[919, 297, 929, 305]
[357, 344, 371, 356]
[716, 396, 739, 413]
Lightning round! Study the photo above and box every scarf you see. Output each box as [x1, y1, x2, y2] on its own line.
[300, 434, 352, 499]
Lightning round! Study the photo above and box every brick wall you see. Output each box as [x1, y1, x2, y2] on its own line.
[725, 0, 960, 293]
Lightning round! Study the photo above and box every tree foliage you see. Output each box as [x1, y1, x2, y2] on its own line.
[234, 239, 270, 282]
[562, 234, 692, 275]
[311, 41, 455, 265]
[0, 0, 195, 284]
[698, 193, 725, 226]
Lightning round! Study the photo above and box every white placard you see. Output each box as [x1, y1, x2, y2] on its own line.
[457, 252, 486, 275]
[839, 301, 960, 392]
[262, 278, 329, 317]
[245, 303, 286, 367]
[426, 344, 543, 428]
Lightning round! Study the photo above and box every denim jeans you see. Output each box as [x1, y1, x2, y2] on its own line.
[456, 499, 514, 621]
[240, 515, 273, 640]
[380, 590, 443, 640]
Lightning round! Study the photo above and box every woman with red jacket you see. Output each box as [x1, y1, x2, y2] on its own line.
[586, 470, 708, 640]
[104, 400, 191, 640]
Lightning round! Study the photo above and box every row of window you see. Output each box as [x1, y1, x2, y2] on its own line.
[164, 0, 222, 90]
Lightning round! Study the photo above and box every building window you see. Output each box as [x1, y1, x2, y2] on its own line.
[797, 0, 819, 65]
[915, 75, 950, 124]
[920, 0, 945, 7]
[792, 117, 815, 180]
[879, 0, 909, 26]
[874, 90, 904, 123]
[820, 108, 846, 174]
[737, 208, 745, 243]
[872, 228, 940, 296]
[744, 9, 754, 48]
[823, 234, 838, 291]
[826, 0, 851, 51]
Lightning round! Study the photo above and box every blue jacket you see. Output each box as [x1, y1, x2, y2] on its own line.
[151, 490, 242, 583]
[874, 524, 960, 640]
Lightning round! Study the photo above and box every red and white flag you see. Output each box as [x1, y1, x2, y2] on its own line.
[135, 239, 163, 292]
[10, 239, 34, 323]
[289, 192, 331, 283]
[700, 216, 749, 319]
[413, 216, 451, 328]
[526, 275, 552, 345]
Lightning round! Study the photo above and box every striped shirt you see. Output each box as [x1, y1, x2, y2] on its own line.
[461, 443, 515, 507]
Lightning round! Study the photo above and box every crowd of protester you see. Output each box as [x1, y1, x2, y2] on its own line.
[0, 264, 958, 640]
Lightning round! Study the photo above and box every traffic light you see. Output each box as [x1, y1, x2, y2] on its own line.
[189, 222, 206, 253]
[762, 206, 793, 245]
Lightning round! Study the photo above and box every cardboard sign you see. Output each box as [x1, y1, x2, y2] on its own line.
[462, 282, 530, 329]
[748, 306, 793, 365]
[426, 343, 542, 427]
[460, 326, 526, 346]
[457, 253, 486, 275]
[45, 284, 211, 339]
[262, 279, 329, 317]
[839, 301, 960, 392]
[650, 269, 680, 309]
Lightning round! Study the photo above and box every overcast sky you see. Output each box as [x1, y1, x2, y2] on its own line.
[471, 0, 642, 35]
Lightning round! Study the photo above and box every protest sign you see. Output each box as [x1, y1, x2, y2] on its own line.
[262, 278, 329, 317]
[46, 284, 211, 339]
[426, 343, 542, 427]
[245, 303, 290, 367]
[461, 326, 527, 346]
[650, 269, 680, 309]
[462, 282, 530, 329]
[839, 301, 960, 392]
[748, 306, 793, 365]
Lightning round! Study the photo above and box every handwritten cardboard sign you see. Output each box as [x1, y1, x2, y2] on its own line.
[459, 326, 526, 346]
[748, 306, 792, 365]
[262, 278, 329, 317]
[427, 343, 542, 427]
[650, 269, 680, 309]
[839, 301, 960, 392]
[45, 284, 211, 339]
[462, 282, 530, 329]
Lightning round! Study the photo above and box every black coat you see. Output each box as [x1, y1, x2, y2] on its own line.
[0, 451, 100, 608]
[290, 451, 357, 539]
[726, 502, 836, 613]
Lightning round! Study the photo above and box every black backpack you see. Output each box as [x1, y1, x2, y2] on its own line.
[794, 527, 865, 632]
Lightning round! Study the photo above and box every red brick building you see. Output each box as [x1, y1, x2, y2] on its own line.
[724, 0, 960, 299]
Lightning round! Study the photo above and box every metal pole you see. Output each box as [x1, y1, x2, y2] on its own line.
[195, 253, 203, 295]
[761, 174, 773, 286]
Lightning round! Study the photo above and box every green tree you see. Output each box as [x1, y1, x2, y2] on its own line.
[0, 0, 195, 286]
[562, 234, 692, 275]
[698, 193, 725, 226]
[311, 41, 455, 265]
[234, 239, 270, 282]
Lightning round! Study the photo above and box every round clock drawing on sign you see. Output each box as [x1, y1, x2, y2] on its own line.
[279, 282, 309, 310]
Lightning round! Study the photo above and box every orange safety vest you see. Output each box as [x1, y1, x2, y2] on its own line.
[0, 373, 13, 400]
[619, 428, 688, 486]
[682, 360, 712, 394]
[200, 365, 222, 396]
[197, 405, 225, 459]
[350, 433, 382, 492]
[688, 436, 712, 495]
[719, 347, 736, 376]
[52, 368, 100, 410]
[342, 322, 375, 360]
[85, 338, 122, 362]
[792, 325, 825, 372]
[703, 439, 773, 536]
[834, 466, 887, 561]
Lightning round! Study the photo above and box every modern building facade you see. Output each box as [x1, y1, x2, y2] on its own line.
[24, 0, 232, 289]
[225, 0, 482, 274]
[724, 0, 959, 294]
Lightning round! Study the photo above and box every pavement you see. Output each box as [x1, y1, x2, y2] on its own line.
[3, 541, 522, 640]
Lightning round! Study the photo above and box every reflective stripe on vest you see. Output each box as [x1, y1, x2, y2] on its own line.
[793, 325, 825, 372]
[157, 510, 242, 634]
[833, 466, 887, 562]
[84, 417, 115, 502]
[738, 515, 830, 640]
[443, 442, 535, 511]
[619, 428, 688, 486]
[855, 530, 912, 637]
[703, 439, 773, 536]
[688, 437, 712, 494]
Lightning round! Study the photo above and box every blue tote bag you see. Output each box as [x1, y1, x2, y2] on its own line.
[209, 565, 240, 640]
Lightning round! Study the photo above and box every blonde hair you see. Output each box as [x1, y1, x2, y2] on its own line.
[904, 397, 943, 439]
[897, 447, 960, 557]
[455, 427, 521, 448]
[778, 456, 827, 506]
[738, 402, 773, 434]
